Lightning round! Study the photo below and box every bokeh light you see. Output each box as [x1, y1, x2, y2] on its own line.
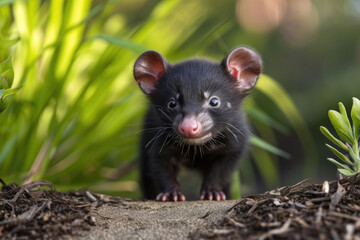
[236, 0, 319, 46]
[236, 0, 286, 34]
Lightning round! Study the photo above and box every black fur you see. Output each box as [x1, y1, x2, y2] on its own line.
[135, 48, 261, 201]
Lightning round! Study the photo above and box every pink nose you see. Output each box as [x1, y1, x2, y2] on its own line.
[179, 116, 201, 137]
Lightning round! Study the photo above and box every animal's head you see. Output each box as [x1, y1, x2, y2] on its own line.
[134, 47, 262, 145]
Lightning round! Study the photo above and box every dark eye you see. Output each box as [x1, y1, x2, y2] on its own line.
[209, 97, 220, 107]
[168, 99, 177, 109]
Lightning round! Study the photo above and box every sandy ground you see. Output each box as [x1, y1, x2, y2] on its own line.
[76, 200, 236, 240]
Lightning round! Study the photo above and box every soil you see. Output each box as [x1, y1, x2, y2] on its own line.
[1, 174, 360, 240]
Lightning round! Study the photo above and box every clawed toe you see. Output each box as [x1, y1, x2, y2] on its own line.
[156, 191, 186, 202]
[200, 190, 226, 201]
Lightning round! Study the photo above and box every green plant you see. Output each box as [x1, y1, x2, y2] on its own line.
[320, 97, 360, 176]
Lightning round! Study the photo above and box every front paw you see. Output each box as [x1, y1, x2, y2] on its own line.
[156, 190, 186, 202]
[200, 189, 226, 201]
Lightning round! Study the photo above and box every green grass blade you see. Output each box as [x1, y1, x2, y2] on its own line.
[255, 74, 317, 174]
[249, 135, 290, 159]
[65, 1, 110, 33]
[0, 135, 17, 166]
[252, 146, 279, 189]
[88, 35, 148, 54]
[245, 108, 289, 135]
[231, 170, 241, 199]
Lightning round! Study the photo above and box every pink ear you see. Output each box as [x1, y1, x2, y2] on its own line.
[224, 47, 262, 92]
[133, 51, 169, 94]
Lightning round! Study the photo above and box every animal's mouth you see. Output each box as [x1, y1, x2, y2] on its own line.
[181, 132, 213, 145]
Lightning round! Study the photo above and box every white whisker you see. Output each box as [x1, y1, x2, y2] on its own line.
[158, 108, 172, 122]
[226, 123, 245, 137]
[159, 132, 172, 153]
[145, 129, 166, 149]
[226, 127, 239, 143]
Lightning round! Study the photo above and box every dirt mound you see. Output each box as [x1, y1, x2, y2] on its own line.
[0, 179, 125, 239]
[1, 175, 360, 239]
[191, 174, 360, 239]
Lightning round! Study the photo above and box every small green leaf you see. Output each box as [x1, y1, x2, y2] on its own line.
[249, 136, 291, 159]
[0, 55, 14, 88]
[348, 146, 360, 163]
[328, 110, 354, 144]
[0, 37, 19, 50]
[338, 102, 353, 137]
[0, 76, 9, 89]
[3, 85, 22, 98]
[0, 86, 21, 114]
[320, 126, 348, 150]
[0, 97, 10, 113]
[327, 158, 352, 171]
[326, 144, 353, 166]
[338, 168, 355, 176]
[351, 97, 360, 140]
[88, 35, 148, 54]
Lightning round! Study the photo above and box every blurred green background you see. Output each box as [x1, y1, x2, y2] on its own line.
[0, 0, 359, 199]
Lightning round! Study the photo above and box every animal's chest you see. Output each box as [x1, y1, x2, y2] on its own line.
[165, 143, 227, 170]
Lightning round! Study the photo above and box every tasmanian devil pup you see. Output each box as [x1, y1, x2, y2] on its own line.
[133, 47, 262, 201]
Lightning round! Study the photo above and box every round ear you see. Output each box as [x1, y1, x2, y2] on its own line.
[133, 51, 169, 95]
[223, 47, 262, 92]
